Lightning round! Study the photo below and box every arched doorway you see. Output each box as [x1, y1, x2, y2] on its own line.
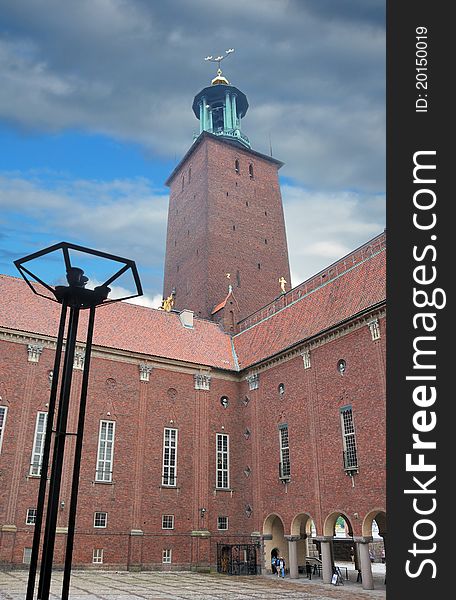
[290, 513, 316, 573]
[320, 511, 355, 584]
[263, 514, 288, 574]
[270, 547, 279, 574]
[324, 511, 354, 562]
[363, 509, 387, 574]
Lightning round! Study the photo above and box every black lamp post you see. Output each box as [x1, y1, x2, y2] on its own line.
[14, 242, 142, 600]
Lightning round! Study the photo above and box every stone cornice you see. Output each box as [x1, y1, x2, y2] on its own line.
[1, 304, 385, 382]
[0, 327, 237, 381]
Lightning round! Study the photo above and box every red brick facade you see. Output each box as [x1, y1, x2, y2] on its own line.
[0, 234, 386, 574]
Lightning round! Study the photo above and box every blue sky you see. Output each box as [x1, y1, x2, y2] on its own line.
[0, 0, 385, 307]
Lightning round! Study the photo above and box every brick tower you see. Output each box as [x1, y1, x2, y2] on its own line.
[163, 60, 291, 322]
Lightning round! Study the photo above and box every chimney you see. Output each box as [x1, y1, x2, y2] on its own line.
[179, 309, 194, 328]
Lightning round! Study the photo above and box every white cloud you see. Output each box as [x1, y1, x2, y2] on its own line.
[125, 293, 163, 309]
[0, 1, 386, 299]
[86, 277, 162, 308]
[0, 173, 168, 295]
[282, 184, 384, 285]
[0, 0, 385, 191]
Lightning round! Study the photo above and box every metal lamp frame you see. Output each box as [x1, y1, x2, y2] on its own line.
[14, 242, 142, 600]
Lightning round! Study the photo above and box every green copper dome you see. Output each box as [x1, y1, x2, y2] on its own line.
[192, 77, 250, 148]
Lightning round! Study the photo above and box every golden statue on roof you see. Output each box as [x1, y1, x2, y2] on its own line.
[160, 289, 176, 312]
[279, 276, 287, 294]
[204, 48, 234, 85]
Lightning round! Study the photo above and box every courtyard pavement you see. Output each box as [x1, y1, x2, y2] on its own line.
[0, 563, 386, 600]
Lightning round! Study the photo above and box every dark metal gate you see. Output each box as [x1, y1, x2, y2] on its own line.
[217, 543, 258, 575]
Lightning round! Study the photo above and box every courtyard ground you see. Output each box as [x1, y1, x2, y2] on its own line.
[0, 562, 386, 600]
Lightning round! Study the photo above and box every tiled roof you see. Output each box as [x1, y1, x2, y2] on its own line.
[232, 238, 386, 369]
[0, 233, 386, 372]
[212, 288, 239, 315]
[0, 275, 236, 371]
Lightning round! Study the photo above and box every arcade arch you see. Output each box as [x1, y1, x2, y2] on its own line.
[363, 509, 386, 538]
[323, 511, 354, 537]
[263, 514, 288, 573]
[290, 513, 316, 570]
[363, 508, 387, 563]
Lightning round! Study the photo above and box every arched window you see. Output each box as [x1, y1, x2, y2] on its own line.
[249, 164, 254, 178]
[235, 159, 240, 174]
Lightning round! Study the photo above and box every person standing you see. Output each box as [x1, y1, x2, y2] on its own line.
[278, 556, 285, 578]
[271, 555, 277, 575]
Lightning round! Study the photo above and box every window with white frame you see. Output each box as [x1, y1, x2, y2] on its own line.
[217, 516, 228, 530]
[162, 515, 174, 529]
[162, 548, 172, 564]
[23, 548, 32, 564]
[0, 406, 7, 453]
[26, 508, 37, 525]
[92, 548, 103, 564]
[30, 412, 48, 476]
[96, 420, 115, 482]
[216, 433, 229, 489]
[94, 512, 107, 528]
[340, 406, 358, 471]
[162, 428, 178, 486]
[279, 424, 290, 480]
[368, 318, 381, 340]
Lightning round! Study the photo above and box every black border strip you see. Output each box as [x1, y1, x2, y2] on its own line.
[387, 2, 451, 595]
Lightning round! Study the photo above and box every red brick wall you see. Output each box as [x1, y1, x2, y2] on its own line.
[163, 136, 291, 320]
[0, 341, 253, 569]
[245, 315, 386, 539]
[0, 313, 385, 570]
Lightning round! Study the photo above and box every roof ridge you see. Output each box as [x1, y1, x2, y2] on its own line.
[234, 239, 386, 337]
[237, 231, 386, 333]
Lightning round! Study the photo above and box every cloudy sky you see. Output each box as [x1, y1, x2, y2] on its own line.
[0, 0, 385, 308]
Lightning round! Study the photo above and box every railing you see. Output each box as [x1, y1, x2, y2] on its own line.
[193, 128, 251, 148]
[238, 231, 386, 333]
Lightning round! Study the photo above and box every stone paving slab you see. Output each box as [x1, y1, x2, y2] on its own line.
[0, 570, 386, 600]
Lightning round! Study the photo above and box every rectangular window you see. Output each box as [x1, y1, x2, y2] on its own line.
[162, 549, 172, 564]
[279, 424, 290, 480]
[30, 412, 48, 476]
[94, 512, 107, 528]
[92, 549, 103, 564]
[216, 433, 229, 489]
[340, 406, 358, 471]
[162, 428, 178, 486]
[26, 508, 37, 525]
[23, 548, 32, 564]
[162, 515, 174, 529]
[96, 420, 115, 482]
[0, 406, 7, 453]
[217, 516, 228, 530]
